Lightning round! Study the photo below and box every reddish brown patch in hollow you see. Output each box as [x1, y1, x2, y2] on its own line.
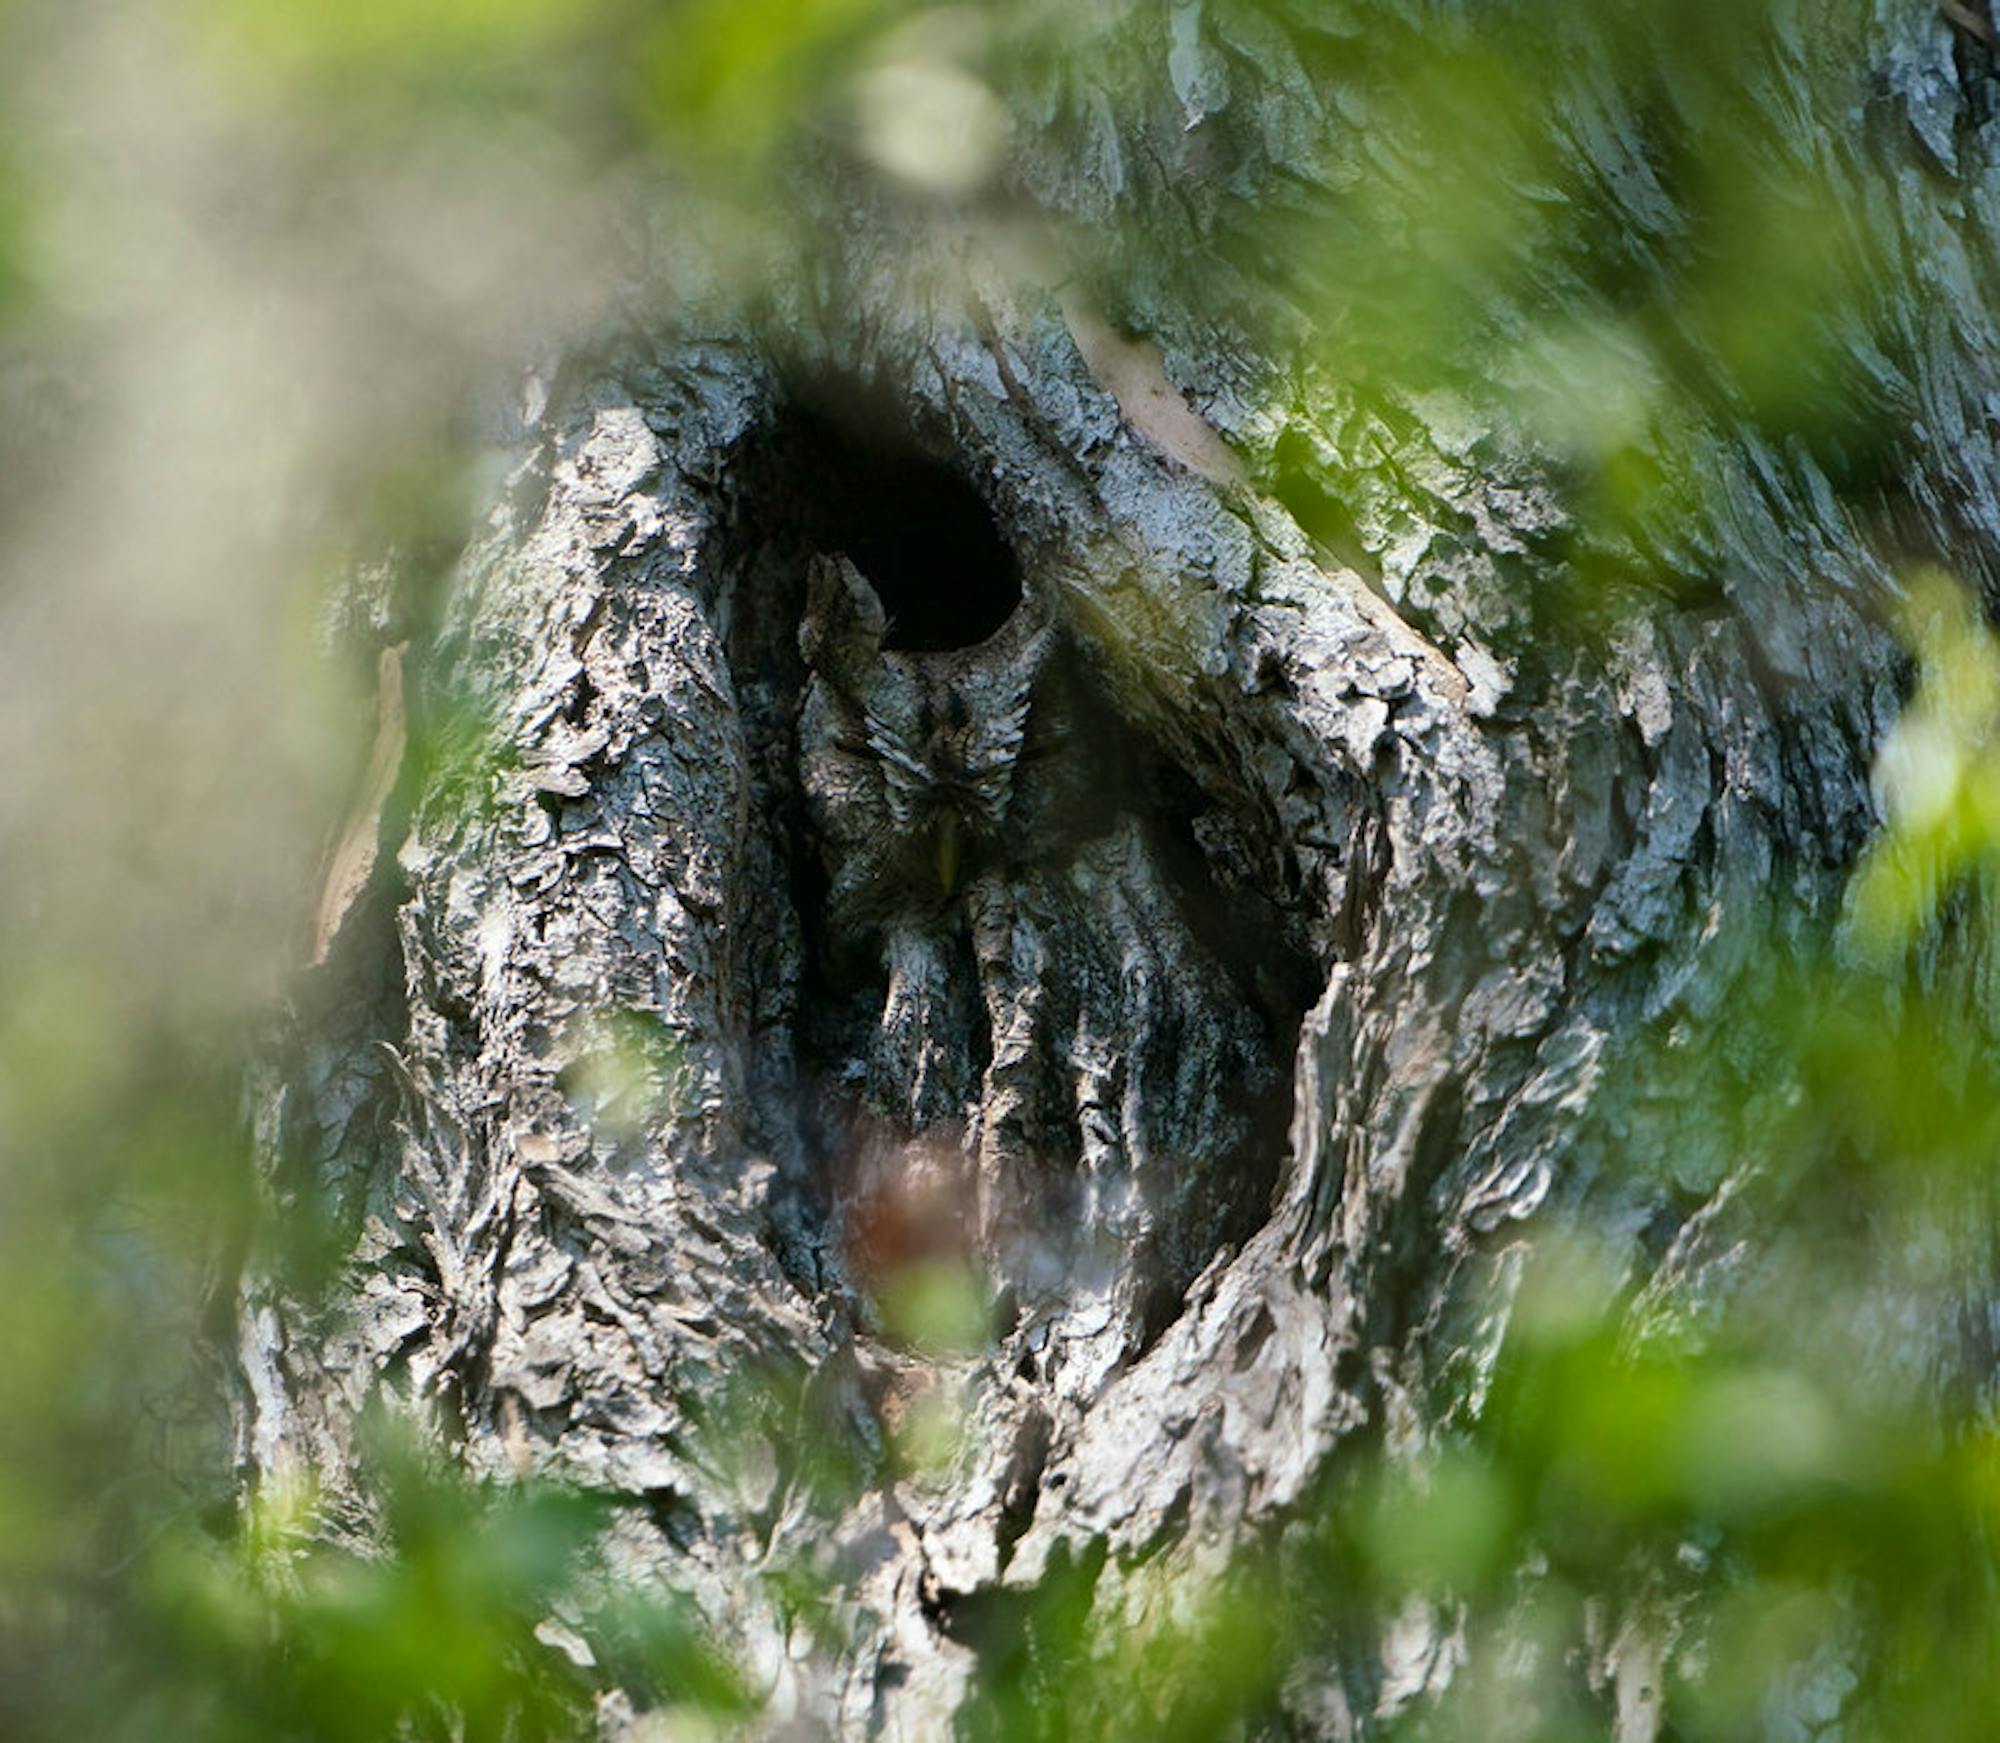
[836, 1116, 979, 1291]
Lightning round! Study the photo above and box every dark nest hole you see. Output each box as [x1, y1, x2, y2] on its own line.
[783, 382, 1022, 652]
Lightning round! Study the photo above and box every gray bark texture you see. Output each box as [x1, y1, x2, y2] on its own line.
[239, 3, 2000, 1735]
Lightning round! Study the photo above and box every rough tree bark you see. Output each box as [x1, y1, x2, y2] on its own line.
[237, 4, 2000, 1736]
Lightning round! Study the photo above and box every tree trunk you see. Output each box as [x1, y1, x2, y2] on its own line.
[239, 4, 2000, 1734]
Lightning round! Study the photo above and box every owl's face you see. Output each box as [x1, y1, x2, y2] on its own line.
[798, 553, 1064, 920]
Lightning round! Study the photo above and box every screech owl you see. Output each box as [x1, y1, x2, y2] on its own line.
[797, 550, 1087, 1131]
[797, 549, 1280, 1394]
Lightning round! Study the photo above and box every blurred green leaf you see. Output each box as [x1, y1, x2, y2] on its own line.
[877, 1256, 992, 1358]
[9, 2, 2000, 1738]
[639, 0, 902, 164]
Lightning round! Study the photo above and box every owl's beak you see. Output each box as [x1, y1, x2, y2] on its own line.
[935, 812, 961, 895]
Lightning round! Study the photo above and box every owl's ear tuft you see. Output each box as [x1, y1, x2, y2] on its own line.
[801, 554, 887, 690]
[981, 573, 1057, 668]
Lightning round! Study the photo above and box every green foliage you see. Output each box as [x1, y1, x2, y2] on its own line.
[1850, 570, 2000, 956]
[104, 1422, 748, 1743]
[6, 0, 2000, 1738]
[639, 0, 908, 164]
[558, 1007, 687, 1144]
[876, 1256, 994, 1358]
[194, 0, 630, 138]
